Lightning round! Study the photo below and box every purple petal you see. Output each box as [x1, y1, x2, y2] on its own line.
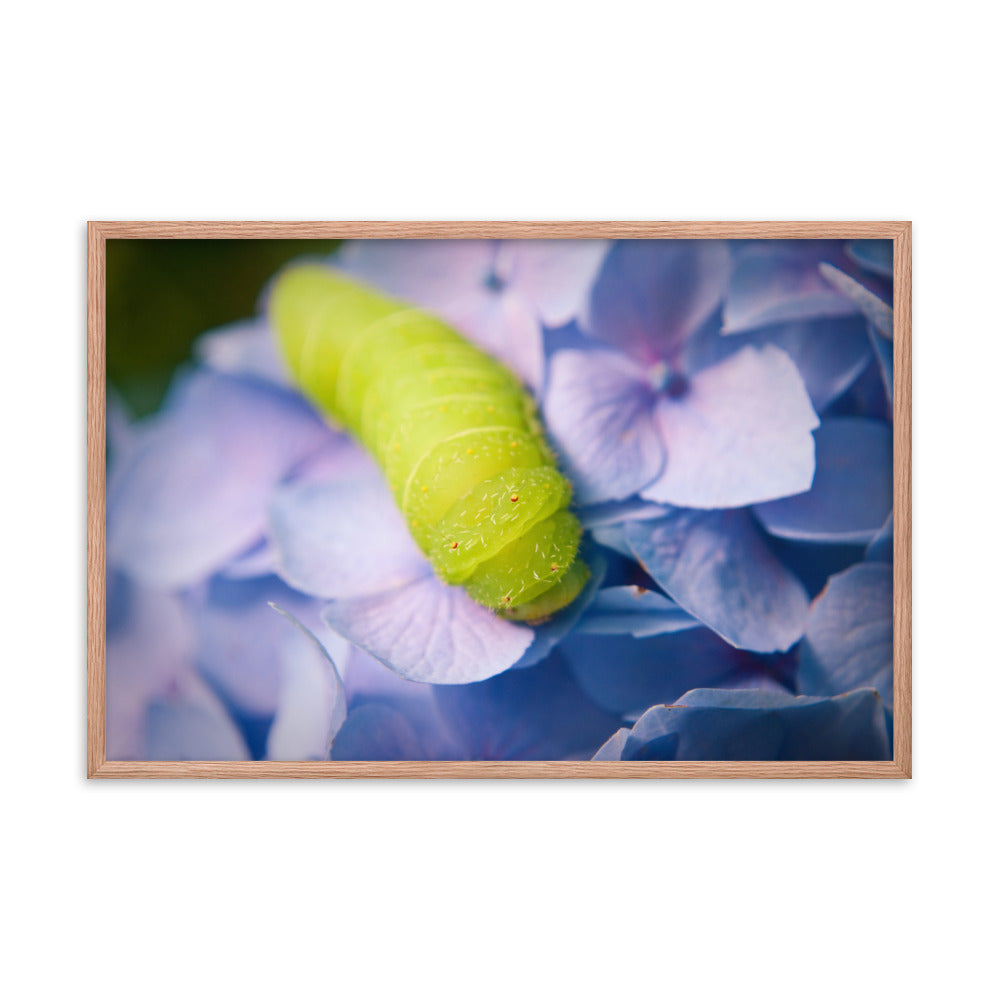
[563, 627, 770, 716]
[446, 285, 545, 390]
[338, 239, 495, 309]
[108, 371, 331, 588]
[106, 389, 136, 462]
[107, 574, 249, 761]
[625, 509, 810, 653]
[192, 576, 337, 717]
[585, 522, 634, 558]
[107, 577, 198, 760]
[145, 689, 250, 762]
[497, 239, 610, 328]
[579, 500, 668, 559]
[577, 585, 700, 638]
[688, 316, 873, 413]
[544, 348, 665, 504]
[723, 243, 860, 333]
[589, 240, 731, 362]
[818, 263, 893, 339]
[433, 654, 619, 760]
[292, 433, 380, 484]
[609, 687, 890, 761]
[322, 576, 533, 684]
[868, 321, 894, 401]
[342, 645, 438, 706]
[218, 537, 278, 579]
[832, 357, 892, 422]
[330, 704, 429, 761]
[269, 475, 429, 600]
[847, 240, 894, 279]
[195, 318, 291, 386]
[593, 728, 630, 761]
[338, 648, 461, 759]
[264, 606, 348, 761]
[578, 498, 667, 528]
[866, 514, 893, 564]
[760, 318, 873, 412]
[329, 700, 461, 761]
[753, 418, 893, 544]
[642, 344, 819, 509]
[798, 563, 893, 709]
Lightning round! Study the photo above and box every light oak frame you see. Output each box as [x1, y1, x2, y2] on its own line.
[87, 221, 912, 778]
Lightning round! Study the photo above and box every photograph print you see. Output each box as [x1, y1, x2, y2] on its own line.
[99, 230, 901, 769]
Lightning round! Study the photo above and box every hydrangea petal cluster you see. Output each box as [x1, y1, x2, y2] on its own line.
[594, 688, 891, 762]
[106, 238, 895, 763]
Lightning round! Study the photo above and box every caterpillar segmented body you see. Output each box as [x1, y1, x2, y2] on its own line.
[269, 264, 588, 622]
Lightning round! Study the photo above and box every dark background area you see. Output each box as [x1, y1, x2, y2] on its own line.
[106, 239, 340, 417]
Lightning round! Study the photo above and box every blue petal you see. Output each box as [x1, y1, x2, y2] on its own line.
[588, 240, 731, 362]
[339, 648, 461, 760]
[593, 728, 630, 761]
[798, 563, 894, 709]
[342, 645, 439, 706]
[218, 537, 278, 579]
[543, 348, 665, 504]
[577, 585, 700, 638]
[824, 357, 892, 423]
[868, 321, 894, 402]
[763, 537, 868, 599]
[263, 605, 348, 761]
[108, 371, 331, 588]
[106, 576, 201, 760]
[579, 499, 667, 559]
[497, 239, 610, 328]
[330, 704, 433, 761]
[322, 575, 533, 684]
[433, 653, 619, 760]
[269, 474, 429, 600]
[610, 687, 890, 761]
[688, 316, 872, 413]
[445, 283, 545, 390]
[562, 627, 773, 716]
[625, 509, 810, 653]
[195, 318, 291, 386]
[221, 436, 375, 582]
[145, 691, 251, 762]
[586, 523, 634, 558]
[676, 687, 891, 759]
[642, 345, 819, 509]
[192, 575, 336, 717]
[866, 514, 893, 564]
[723, 243, 860, 333]
[818, 263, 893, 339]
[106, 388, 136, 463]
[753, 418, 893, 544]
[847, 240, 894, 278]
[338, 239, 495, 306]
[578, 498, 667, 528]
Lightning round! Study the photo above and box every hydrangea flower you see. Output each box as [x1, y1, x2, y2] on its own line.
[105, 238, 894, 763]
[593, 688, 891, 762]
[338, 238, 609, 391]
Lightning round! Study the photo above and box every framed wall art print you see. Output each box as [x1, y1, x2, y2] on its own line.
[87, 221, 911, 778]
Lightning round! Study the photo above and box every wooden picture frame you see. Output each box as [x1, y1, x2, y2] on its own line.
[88, 221, 911, 778]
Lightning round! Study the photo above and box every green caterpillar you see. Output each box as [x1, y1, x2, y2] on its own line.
[269, 264, 589, 622]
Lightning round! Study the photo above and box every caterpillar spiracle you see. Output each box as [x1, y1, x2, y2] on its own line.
[269, 264, 589, 623]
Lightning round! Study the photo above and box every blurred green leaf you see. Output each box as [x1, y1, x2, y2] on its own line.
[106, 239, 340, 416]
